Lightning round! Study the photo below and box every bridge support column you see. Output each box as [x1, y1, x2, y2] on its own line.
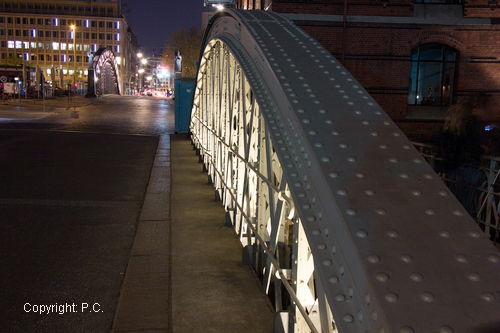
[85, 68, 97, 98]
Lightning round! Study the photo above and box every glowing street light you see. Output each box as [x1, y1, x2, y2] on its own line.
[138, 68, 145, 74]
[70, 25, 76, 89]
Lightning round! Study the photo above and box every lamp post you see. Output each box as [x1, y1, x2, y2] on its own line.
[70, 25, 76, 93]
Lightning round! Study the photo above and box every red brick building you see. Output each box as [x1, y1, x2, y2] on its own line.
[236, 0, 500, 141]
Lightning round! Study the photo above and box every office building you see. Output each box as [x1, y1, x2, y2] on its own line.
[0, 0, 138, 93]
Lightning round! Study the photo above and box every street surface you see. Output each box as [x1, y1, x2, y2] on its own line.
[0, 95, 174, 332]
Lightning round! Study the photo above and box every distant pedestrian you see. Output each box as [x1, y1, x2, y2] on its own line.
[434, 93, 489, 216]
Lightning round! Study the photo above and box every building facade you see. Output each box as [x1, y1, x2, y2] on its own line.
[236, 0, 500, 141]
[0, 0, 138, 93]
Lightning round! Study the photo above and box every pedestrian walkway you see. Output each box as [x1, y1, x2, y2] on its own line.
[112, 133, 274, 332]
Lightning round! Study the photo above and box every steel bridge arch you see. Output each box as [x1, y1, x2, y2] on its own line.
[91, 47, 120, 96]
[190, 9, 500, 333]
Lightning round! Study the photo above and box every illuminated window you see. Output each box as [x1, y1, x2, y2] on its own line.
[114, 33, 119, 41]
[52, 42, 59, 50]
[23, 41, 28, 48]
[115, 21, 120, 29]
[116, 56, 121, 64]
[53, 18, 58, 26]
[84, 19, 89, 28]
[30, 42, 36, 48]
[114, 45, 119, 53]
[408, 44, 457, 106]
[61, 54, 66, 62]
[68, 43, 73, 51]
[24, 53, 29, 61]
[61, 43, 67, 50]
[8, 41, 15, 48]
[15, 41, 22, 48]
[84, 44, 90, 51]
[31, 29, 35, 37]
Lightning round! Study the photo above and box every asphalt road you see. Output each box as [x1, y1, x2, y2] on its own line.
[0, 96, 174, 332]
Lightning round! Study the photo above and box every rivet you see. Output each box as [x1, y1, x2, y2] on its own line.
[317, 243, 326, 250]
[387, 230, 399, 238]
[412, 190, 422, 196]
[357, 311, 363, 322]
[376, 208, 387, 215]
[455, 254, 468, 263]
[315, 142, 324, 147]
[356, 229, 368, 238]
[346, 208, 357, 215]
[379, 144, 387, 149]
[339, 143, 348, 148]
[303, 204, 311, 209]
[298, 193, 306, 198]
[371, 132, 379, 136]
[376, 273, 389, 282]
[335, 294, 346, 302]
[362, 120, 370, 125]
[308, 130, 317, 135]
[389, 158, 398, 163]
[468, 272, 481, 281]
[385, 292, 398, 302]
[438, 190, 449, 196]
[469, 230, 481, 238]
[488, 254, 500, 263]
[356, 172, 365, 178]
[338, 189, 348, 196]
[297, 108, 305, 113]
[452, 209, 464, 216]
[323, 259, 332, 266]
[420, 291, 435, 302]
[401, 254, 413, 263]
[347, 157, 357, 162]
[400, 326, 415, 333]
[410, 272, 423, 282]
[312, 229, 321, 235]
[307, 216, 316, 222]
[321, 156, 331, 162]
[481, 292, 495, 302]
[319, 109, 326, 113]
[368, 255, 380, 263]
[302, 118, 310, 123]
[425, 208, 436, 215]
[342, 314, 354, 323]
[399, 173, 409, 178]
[332, 130, 340, 135]
[329, 276, 339, 283]
[372, 311, 378, 321]
[403, 144, 411, 149]
[393, 132, 401, 137]
[439, 230, 451, 238]
[365, 189, 375, 196]
[424, 173, 434, 179]
[439, 326, 454, 333]
[413, 158, 423, 163]
[329, 172, 339, 178]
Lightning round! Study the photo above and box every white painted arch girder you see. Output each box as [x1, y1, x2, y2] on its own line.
[191, 9, 500, 333]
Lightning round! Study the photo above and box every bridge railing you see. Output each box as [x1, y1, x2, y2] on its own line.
[413, 142, 500, 245]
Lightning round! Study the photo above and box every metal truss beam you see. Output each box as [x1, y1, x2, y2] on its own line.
[190, 9, 500, 333]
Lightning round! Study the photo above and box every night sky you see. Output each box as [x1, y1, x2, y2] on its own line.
[120, 0, 214, 56]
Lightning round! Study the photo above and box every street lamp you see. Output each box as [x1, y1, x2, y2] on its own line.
[70, 25, 76, 93]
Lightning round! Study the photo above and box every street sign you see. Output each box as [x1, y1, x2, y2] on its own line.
[3, 82, 14, 93]
[0, 76, 7, 82]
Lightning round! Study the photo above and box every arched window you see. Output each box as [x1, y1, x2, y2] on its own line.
[408, 44, 457, 106]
